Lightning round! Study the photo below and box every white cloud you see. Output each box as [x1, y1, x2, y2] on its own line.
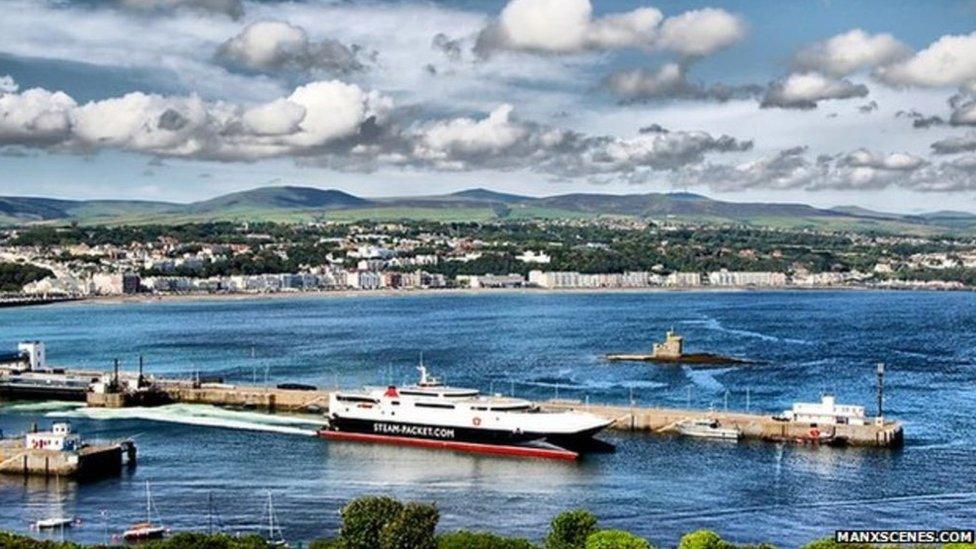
[0, 88, 76, 145]
[876, 31, 976, 88]
[604, 62, 761, 101]
[0, 81, 388, 161]
[0, 75, 18, 94]
[949, 98, 976, 126]
[656, 8, 745, 57]
[414, 104, 531, 162]
[476, 0, 743, 57]
[838, 149, 927, 171]
[241, 98, 306, 136]
[215, 20, 365, 74]
[605, 63, 688, 98]
[931, 132, 976, 154]
[408, 105, 751, 176]
[761, 72, 868, 109]
[680, 146, 958, 192]
[795, 29, 910, 77]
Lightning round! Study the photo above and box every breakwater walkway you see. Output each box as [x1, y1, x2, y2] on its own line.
[90, 381, 903, 448]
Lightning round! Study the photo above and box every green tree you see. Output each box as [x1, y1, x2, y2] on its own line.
[678, 530, 735, 549]
[437, 530, 537, 549]
[309, 539, 345, 549]
[379, 502, 439, 549]
[339, 495, 404, 549]
[544, 510, 598, 549]
[0, 262, 54, 292]
[144, 532, 271, 548]
[585, 530, 651, 549]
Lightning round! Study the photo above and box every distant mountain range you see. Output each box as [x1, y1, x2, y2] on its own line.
[1, 186, 974, 234]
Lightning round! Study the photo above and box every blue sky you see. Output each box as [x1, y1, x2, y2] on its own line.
[2, 0, 976, 212]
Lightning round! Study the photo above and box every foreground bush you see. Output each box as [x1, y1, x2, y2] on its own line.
[339, 495, 404, 549]
[0, 531, 273, 549]
[438, 530, 538, 549]
[378, 502, 439, 549]
[144, 533, 272, 548]
[678, 530, 735, 549]
[544, 509, 598, 549]
[585, 529, 652, 549]
[0, 531, 84, 549]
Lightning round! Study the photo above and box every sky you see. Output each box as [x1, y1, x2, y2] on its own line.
[3, 0, 976, 213]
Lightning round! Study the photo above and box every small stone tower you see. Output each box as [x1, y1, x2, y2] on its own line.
[651, 329, 683, 359]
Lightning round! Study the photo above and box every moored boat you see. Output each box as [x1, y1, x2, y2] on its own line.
[33, 517, 76, 530]
[675, 418, 741, 440]
[122, 481, 167, 541]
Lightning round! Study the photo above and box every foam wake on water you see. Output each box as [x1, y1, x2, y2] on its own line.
[45, 404, 321, 437]
[0, 400, 87, 413]
[684, 318, 811, 345]
[683, 366, 735, 392]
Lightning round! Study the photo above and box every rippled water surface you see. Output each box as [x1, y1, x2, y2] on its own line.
[1, 291, 974, 546]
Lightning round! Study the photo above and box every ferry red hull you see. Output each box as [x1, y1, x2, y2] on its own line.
[318, 429, 579, 461]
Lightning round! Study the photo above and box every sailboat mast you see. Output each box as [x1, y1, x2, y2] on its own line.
[267, 491, 274, 539]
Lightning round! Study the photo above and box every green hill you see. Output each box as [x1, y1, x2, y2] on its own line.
[187, 186, 371, 213]
[0, 185, 971, 234]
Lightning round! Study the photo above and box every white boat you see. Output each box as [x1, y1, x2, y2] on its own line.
[122, 481, 167, 541]
[34, 517, 76, 530]
[264, 491, 287, 547]
[675, 418, 741, 440]
[323, 364, 612, 451]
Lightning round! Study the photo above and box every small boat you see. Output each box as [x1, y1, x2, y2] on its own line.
[34, 517, 76, 530]
[764, 427, 840, 446]
[122, 481, 167, 541]
[675, 418, 741, 440]
[263, 491, 288, 547]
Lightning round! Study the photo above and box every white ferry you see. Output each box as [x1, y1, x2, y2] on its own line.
[320, 366, 612, 456]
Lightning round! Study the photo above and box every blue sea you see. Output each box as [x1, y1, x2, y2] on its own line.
[1, 290, 975, 547]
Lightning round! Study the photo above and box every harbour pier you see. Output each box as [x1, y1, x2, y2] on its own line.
[2, 340, 904, 449]
[97, 380, 903, 448]
[0, 423, 136, 478]
[540, 400, 903, 448]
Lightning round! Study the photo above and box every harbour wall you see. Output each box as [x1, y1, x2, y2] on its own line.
[540, 400, 903, 448]
[0, 440, 135, 478]
[88, 382, 903, 448]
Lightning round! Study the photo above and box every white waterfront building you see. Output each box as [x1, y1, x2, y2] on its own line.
[707, 270, 787, 287]
[516, 250, 551, 264]
[781, 395, 867, 425]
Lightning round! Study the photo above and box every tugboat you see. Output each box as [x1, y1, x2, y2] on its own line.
[319, 365, 613, 459]
[675, 418, 741, 440]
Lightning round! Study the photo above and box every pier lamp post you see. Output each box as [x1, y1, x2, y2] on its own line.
[876, 362, 885, 420]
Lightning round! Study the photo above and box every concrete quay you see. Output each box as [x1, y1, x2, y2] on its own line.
[109, 380, 902, 448]
[0, 438, 136, 478]
[541, 400, 903, 448]
[152, 381, 331, 413]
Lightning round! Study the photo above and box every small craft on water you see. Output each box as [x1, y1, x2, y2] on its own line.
[263, 491, 288, 547]
[675, 418, 741, 440]
[33, 517, 77, 530]
[122, 481, 167, 541]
